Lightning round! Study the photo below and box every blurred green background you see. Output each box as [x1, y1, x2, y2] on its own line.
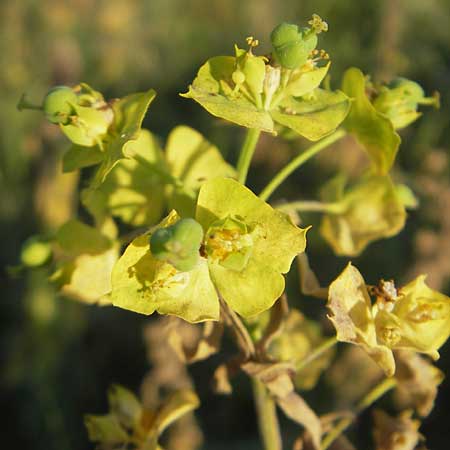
[2, 0, 450, 449]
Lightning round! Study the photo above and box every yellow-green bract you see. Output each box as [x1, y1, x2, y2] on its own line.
[341, 67, 400, 175]
[320, 175, 407, 256]
[327, 263, 450, 376]
[85, 385, 199, 450]
[111, 178, 309, 322]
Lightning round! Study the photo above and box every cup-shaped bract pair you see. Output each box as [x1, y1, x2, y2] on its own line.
[327, 263, 450, 376]
[182, 20, 350, 140]
[319, 175, 408, 256]
[342, 68, 438, 175]
[373, 78, 439, 130]
[42, 83, 114, 147]
[85, 385, 199, 450]
[111, 178, 308, 322]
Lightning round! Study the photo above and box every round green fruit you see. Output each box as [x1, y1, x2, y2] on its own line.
[43, 86, 77, 124]
[21, 236, 52, 267]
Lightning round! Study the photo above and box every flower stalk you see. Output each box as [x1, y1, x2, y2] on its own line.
[237, 128, 262, 184]
[259, 129, 346, 201]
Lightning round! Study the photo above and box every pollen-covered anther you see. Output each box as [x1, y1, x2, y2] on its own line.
[380, 326, 402, 347]
[374, 279, 399, 312]
[308, 14, 329, 34]
[245, 36, 259, 54]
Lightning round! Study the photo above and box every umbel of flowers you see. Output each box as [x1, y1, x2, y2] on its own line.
[17, 12, 448, 450]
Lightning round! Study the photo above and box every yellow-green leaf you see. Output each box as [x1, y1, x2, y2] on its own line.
[327, 263, 395, 376]
[62, 144, 104, 172]
[61, 105, 111, 147]
[56, 219, 112, 256]
[84, 414, 128, 444]
[272, 88, 351, 141]
[152, 389, 200, 435]
[56, 245, 119, 305]
[209, 258, 285, 318]
[181, 56, 274, 131]
[165, 126, 236, 216]
[111, 212, 219, 323]
[320, 175, 406, 256]
[375, 275, 450, 358]
[108, 384, 142, 429]
[341, 67, 400, 174]
[284, 63, 330, 98]
[91, 89, 157, 187]
[83, 130, 166, 226]
[196, 178, 308, 317]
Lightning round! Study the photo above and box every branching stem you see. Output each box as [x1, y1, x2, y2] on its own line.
[296, 336, 337, 373]
[252, 378, 282, 450]
[277, 201, 345, 214]
[320, 377, 397, 450]
[259, 129, 346, 201]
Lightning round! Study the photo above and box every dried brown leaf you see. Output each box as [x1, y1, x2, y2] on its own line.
[394, 350, 444, 417]
[373, 409, 423, 450]
[298, 253, 328, 299]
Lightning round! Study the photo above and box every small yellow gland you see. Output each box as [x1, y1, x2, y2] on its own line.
[407, 303, 445, 323]
[206, 228, 252, 261]
[204, 216, 255, 271]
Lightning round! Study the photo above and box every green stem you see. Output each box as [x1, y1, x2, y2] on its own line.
[277, 201, 345, 214]
[296, 336, 337, 373]
[259, 129, 346, 201]
[321, 377, 397, 450]
[17, 94, 43, 111]
[236, 128, 261, 184]
[252, 378, 282, 450]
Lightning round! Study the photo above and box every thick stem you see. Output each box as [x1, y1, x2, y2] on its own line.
[236, 128, 261, 184]
[321, 377, 397, 450]
[252, 378, 282, 450]
[259, 129, 346, 202]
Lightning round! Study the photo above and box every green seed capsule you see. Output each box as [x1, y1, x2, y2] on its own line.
[270, 23, 300, 49]
[270, 22, 317, 70]
[150, 218, 204, 271]
[43, 86, 78, 124]
[21, 236, 52, 267]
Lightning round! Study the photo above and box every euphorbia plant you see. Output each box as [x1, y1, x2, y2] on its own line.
[18, 14, 447, 450]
